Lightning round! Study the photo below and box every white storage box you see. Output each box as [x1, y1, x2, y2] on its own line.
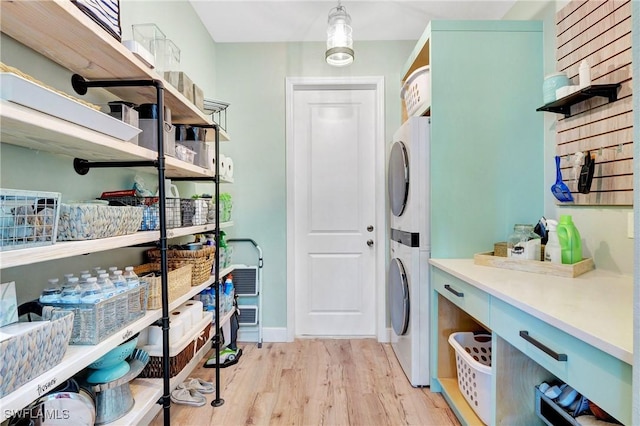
[401, 65, 431, 117]
[448, 332, 492, 425]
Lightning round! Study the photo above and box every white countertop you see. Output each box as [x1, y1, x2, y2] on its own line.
[429, 259, 634, 364]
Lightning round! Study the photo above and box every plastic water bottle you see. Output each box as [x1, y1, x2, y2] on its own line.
[557, 215, 583, 264]
[111, 270, 129, 293]
[97, 273, 116, 298]
[59, 277, 82, 303]
[123, 266, 140, 289]
[39, 278, 61, 303]
[63, 273, 75, 285]
[80, 277, 102, 303]
[78, 273, 92, 285]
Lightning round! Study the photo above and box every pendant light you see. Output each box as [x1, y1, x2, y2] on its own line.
[325, 1, 354, 67]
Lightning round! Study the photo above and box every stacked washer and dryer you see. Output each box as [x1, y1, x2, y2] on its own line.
[387, 116, 430, 387]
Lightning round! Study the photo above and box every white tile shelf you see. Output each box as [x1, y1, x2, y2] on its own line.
[0, 222, 234, 270]
[0, 0, 229, 142]
[0, 266, 235, 423]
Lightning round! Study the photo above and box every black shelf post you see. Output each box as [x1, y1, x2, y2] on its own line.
[71, 74, 172, 426]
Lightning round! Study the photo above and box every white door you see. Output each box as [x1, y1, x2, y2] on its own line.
[287, 80, 381, 337]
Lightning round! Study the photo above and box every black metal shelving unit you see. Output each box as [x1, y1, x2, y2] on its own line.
[70, 74, 226, 422]
[536, 83, 621, 117]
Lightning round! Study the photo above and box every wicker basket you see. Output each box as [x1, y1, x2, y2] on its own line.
[195, 322, 213, 353]
[146, 246, 215, 286]
[134, 263, 192, 310]
[138, 340, 195, 378]
[0, 309, 74, 397]
[57, 202, 143, 241]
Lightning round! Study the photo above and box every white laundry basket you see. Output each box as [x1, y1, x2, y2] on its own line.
[448, 332, 492, 425]
[401, 65, 430, 117]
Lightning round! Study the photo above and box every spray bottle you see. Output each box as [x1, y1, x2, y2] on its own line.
[544, 219, 561, 263]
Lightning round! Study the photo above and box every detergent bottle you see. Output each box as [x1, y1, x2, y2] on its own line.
[543, 219, 561, 263]
[556, 215, 582, 264]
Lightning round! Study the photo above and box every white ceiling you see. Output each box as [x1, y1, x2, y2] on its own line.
[189, 1, 518, 43]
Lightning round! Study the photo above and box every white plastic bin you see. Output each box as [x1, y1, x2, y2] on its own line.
[448, 332, 492, 425]
[401, 65, 431, 117]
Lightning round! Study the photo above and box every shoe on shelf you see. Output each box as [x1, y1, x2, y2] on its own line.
[556, 385, 578, 408]
[543, 384, 565, 400]
[179, 377, 215, 394]
[171, 387, 206, 407]
[538, 382, 550, 393]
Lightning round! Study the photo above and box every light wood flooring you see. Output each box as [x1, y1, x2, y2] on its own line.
[151, 339, 460, 426]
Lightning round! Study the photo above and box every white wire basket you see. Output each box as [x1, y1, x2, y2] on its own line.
[448, 332, 492, 425]
[0, 188, 61, 251]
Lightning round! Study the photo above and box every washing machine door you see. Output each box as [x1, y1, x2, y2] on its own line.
[388, 141, 409, 217]
[389, 257, 410, 335]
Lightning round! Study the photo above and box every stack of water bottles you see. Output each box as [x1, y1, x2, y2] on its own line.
[195, 274, 234, 320]
[39, 265, 148, 344]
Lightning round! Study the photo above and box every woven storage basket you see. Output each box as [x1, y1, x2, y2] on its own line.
[138, 340, 195, 378]
[0, 309, 74, 398]
[134, 263, 192, 310]
[146, 246, 215, 286]
[195, 322, 213, 352]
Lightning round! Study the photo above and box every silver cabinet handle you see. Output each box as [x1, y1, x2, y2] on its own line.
[520, 330, 567, 361]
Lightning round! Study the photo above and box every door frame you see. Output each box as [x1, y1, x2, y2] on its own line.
[285, 76, 386, 342]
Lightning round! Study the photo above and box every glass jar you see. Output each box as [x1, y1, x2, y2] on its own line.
[507, 224, 541, 260]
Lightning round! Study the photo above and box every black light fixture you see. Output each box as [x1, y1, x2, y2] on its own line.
[325, 1, 354, 67]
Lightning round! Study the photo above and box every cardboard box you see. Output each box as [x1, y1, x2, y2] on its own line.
[0, 281, 18, 327]
[193, 83, 204, 112]
[164, 71, 194, 103]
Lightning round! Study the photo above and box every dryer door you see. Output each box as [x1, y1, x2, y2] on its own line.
[388, 257, 410, 335]
[388, 141, 409, 217]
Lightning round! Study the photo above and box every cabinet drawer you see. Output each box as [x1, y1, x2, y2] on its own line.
[492, 298, 631, 425]
[431, 266, 490, 326]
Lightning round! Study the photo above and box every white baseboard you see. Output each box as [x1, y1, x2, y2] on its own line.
[239, 327, 391, 343]
[238, 327, 289, 343]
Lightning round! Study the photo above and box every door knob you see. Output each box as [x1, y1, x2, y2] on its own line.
[367, 225, 374, 232]
[367, 239, 374, 247]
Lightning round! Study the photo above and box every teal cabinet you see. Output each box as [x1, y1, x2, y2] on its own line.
[430, 260, 633, 426]
[492, 298, 632, 425]
[401, 21, 544, 259]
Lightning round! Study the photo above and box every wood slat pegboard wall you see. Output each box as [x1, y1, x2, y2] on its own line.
[554, 0, 633, 206]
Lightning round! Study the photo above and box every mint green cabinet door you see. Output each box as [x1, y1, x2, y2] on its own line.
[492, 298, 632, 425]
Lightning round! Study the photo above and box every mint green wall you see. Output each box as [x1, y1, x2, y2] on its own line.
[120, 0, 217, 98]
[0, 0, 215, 303]
[214, 41, 414, 329]
[504, 0, 634, 275]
